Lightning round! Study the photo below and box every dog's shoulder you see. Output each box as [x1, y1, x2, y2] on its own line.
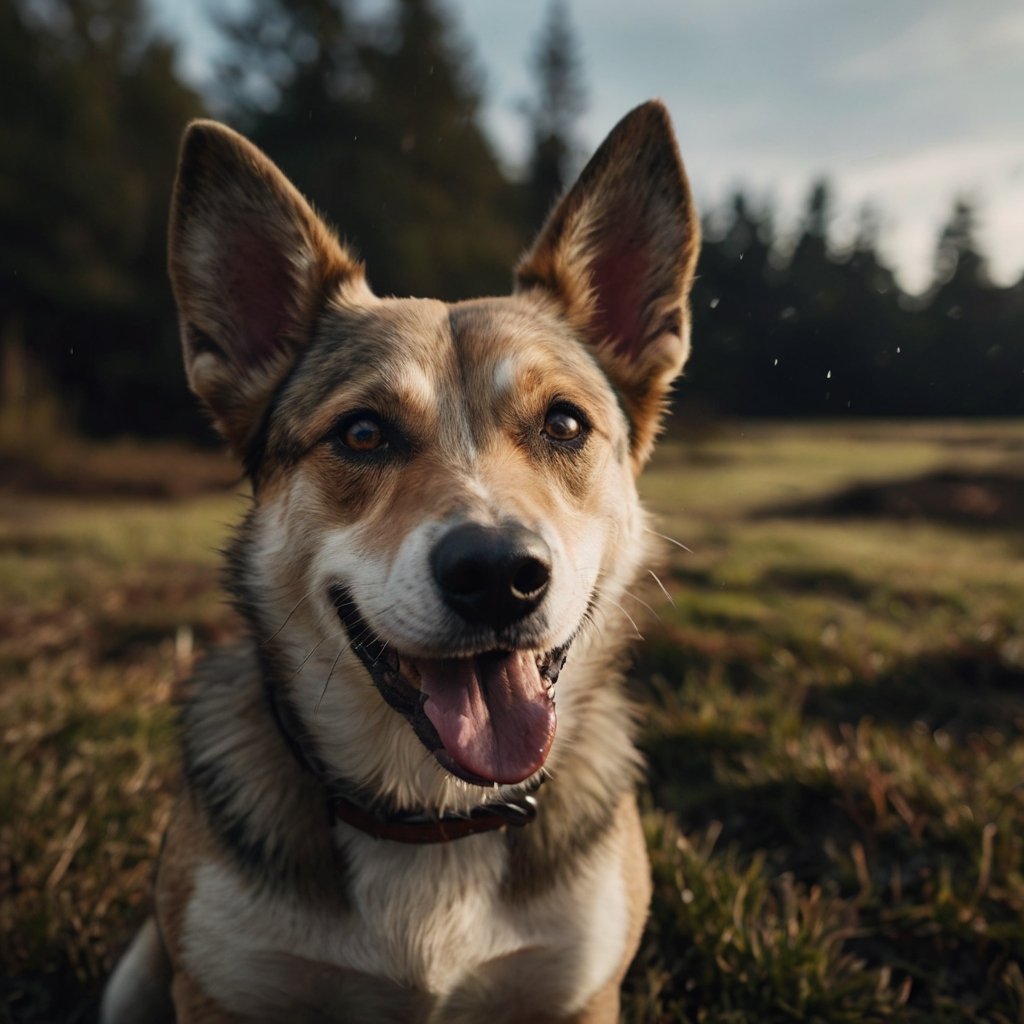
[173, 645, 350, 900]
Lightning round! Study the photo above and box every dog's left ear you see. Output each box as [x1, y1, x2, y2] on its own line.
[169, 120, 371, 461]
[516, 100, 700, 468]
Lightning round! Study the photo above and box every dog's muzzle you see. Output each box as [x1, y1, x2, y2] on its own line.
[328, 522, 578, 787]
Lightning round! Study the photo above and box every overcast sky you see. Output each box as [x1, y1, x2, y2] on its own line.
[151, 0, 1024, 293]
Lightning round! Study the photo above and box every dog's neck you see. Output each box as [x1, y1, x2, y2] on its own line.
[263, 658, 543, 844]
[182, 640, 638, 902]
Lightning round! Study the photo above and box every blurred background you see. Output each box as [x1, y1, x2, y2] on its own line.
[1, 0, 1022, 446]
[2, 1, 1024, 1021]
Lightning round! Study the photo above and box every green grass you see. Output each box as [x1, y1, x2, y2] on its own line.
[2, 421, 1024, 1022]
[622, 420, 1024, 1022]
[0, 482, 245, 1021]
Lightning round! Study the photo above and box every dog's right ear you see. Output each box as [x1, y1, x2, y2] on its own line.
[515, 101, 699, 469]
[169, 120, 371, 458]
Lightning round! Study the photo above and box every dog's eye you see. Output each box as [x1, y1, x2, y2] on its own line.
[543, 405, 585, 444]
[342, 416, 385, 452]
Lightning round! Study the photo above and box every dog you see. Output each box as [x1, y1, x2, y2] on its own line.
[101, 99, 699, 1023]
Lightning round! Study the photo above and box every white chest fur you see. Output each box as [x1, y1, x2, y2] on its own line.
[181, 824, 628, 1021]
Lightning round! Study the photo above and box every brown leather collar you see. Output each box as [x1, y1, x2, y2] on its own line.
[333, 791, 539, 844]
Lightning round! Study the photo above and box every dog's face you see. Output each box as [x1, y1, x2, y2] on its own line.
[169, 103, 698, 807]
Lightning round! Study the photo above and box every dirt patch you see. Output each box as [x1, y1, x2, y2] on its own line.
[760, 469, 1024, 528]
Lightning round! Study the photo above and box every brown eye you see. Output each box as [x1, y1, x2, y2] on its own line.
[543, 406, 584, 443]
[343, 416, 384, 452]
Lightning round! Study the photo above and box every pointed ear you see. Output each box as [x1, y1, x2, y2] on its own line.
[169, 120, 371, 457]
[516, 100, 700, 467]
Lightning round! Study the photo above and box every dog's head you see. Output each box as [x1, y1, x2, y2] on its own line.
[169, 102, 698, 807]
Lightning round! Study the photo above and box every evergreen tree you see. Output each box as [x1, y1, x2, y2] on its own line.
[686, 193, 779, 416]
[772, 179, 847, 414]
[216, 0, 367, 274]
[0, 0, 205, 436]
[933, 197, 987, 293]
[832, 204, 908, 414]
[791, 180, 831, 265]
[216, 0, 358, 124]
[922, 198, 1004, 414]
[845, 204, 896, 299]
[355, 0, 520, 298]
[218, 0, 520, 300]
[522, 0, 586, 231]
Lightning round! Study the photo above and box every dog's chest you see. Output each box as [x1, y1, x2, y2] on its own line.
[339, 828, 518, 982]
[179, 826, 628, 1018]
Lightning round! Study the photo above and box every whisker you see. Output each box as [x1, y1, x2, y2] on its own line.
[595, 589, 644, 641]
[622, 588, 660, 621]
[647, 568, 675, 606]
[647, 528, 693, 553]
[269, 586, 328, 642]
[590, 576, 657, 625]
[269, 602, 310, 642]
[290, 635, 329, 681]
[315, 641, 348, 714]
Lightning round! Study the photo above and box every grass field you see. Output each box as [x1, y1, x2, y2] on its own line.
[2, 420, 1023, 1022]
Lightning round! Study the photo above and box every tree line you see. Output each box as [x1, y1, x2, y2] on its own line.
[1, 0, 1021, 441]
[691, 187, 1024, 417]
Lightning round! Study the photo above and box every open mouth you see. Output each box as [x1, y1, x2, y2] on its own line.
[329, 587, 569, 787]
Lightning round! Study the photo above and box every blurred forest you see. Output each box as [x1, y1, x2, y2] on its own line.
[1, 0, 1022, 443]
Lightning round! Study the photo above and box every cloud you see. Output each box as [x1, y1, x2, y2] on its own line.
[838, 136, 1024, 289]
[833, 2, 1024, 83]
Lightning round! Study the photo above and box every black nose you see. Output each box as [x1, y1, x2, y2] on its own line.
[431, 522, 552, 629]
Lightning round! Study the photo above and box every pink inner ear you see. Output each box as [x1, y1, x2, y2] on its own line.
[589, 238, 652, 362]
[225, 229, 293, 367]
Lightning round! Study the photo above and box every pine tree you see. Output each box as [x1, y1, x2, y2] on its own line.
[218, 0, 519, 300]
[686, 193, 779, 415]
[933, 198, 987, 295]
[923, 197, 999, 413]
[355, 0, 518, 297]
[522, 0, 586, 231]
[0, 0, 205, 436]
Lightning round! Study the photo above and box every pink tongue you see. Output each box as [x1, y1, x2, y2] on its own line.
[415, 651, 556, 784]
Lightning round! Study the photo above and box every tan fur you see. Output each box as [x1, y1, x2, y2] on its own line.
[104, 101, 698, 1024]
